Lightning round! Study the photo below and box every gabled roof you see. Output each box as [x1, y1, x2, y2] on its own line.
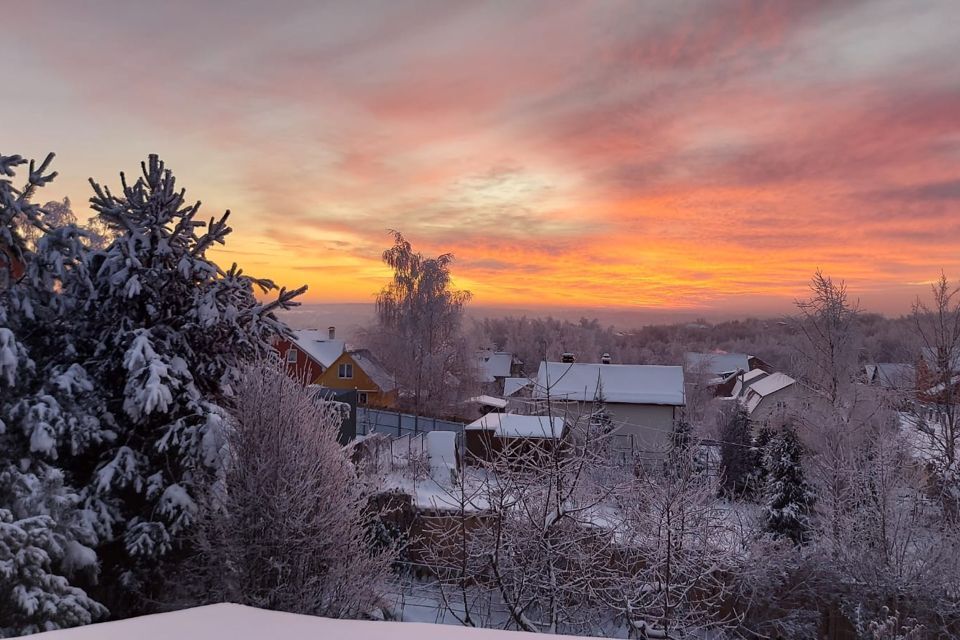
[732, 368, 769, 398]
[684, 352, 750, 377]
[746, 372, 795, 398]
[866, 362, 915, 389]
[291, 330, 345, 368]
[465, 413, 565, 439]
[477, 350, 514, 382]
[503, 377, 532, 397]
[533, 361, 685, 406]
[348, 349, 397, 392]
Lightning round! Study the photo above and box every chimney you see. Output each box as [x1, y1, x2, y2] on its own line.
[600, 353, 612, 365]
[561, 352, 576, 364]
[328, 326, 336, 340]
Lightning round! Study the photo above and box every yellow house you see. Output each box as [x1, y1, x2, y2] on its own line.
[314, 349, 398, 409]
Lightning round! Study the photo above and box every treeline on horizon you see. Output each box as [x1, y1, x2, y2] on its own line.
[468, 312, 915, 376]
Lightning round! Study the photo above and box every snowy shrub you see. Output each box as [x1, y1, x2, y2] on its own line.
[170, 363, 394, 618]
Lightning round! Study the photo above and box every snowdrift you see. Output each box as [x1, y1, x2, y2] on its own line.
[27, 603, 585, 639]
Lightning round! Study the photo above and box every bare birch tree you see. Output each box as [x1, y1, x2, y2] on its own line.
[791, 270, 861, 406]
[364, 231, 476, 420]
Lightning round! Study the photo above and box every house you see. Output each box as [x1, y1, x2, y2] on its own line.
[476, 349, 523, 393]
[742, 372, 797, 423]
[274, 327, 345, 383]
[315, 348, 398, 408]
[464, 412, 565, 463]
[864, 363, 915, 391]
[533, 361, 685, 455]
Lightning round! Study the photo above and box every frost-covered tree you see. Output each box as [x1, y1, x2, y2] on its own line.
[365, 231, 475, 419]
[790, 270, 861, 405]
[471, 406, 619, 635]
[612, 452, 742, 638]
[0, 152, 106, 635]
[66, 155, 305, 610]
[911, 274, 960, 514]
[762, 426, 815, 544]
[170, 364, 393, 617]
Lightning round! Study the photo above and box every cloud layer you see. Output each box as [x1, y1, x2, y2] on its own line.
[4, 0, 960, 314]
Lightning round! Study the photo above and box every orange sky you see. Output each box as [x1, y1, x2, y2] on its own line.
[4, 1, 960, 315]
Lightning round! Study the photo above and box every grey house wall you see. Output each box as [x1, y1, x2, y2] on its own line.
[606, 402, 679, 454]
[749, 386, 797, 425]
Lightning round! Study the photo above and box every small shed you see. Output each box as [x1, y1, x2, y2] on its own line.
[464, 413, 565, 463]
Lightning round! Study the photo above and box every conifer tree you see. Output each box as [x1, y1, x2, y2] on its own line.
[0, 152, 107, 635]
[719, 405, 754, 498]
[67, 155, 305, 610]
[762, 426, 815, 544]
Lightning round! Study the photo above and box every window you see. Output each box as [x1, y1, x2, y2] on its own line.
[286, 347, 298, 363]
[338, 363, 353, 379]
[358, 392, 368, 405]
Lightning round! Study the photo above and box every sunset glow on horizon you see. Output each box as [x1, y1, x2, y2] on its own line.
[5, 1, 960, 316]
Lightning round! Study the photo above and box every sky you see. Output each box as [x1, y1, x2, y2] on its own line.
[3, 0, 960, 316]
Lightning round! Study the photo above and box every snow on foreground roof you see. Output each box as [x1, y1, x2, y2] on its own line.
[534, 362, 685, 406]
[27, 603, 586, 640]
[465, 413, 565, 439]
[291, 330, 345, 368]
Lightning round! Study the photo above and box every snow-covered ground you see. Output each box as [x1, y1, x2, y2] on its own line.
[26, 603, 585, 640]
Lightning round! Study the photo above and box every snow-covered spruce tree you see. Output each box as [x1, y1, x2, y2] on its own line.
[1, 153, 107, 635]
[171, 363, 393, 617]
[762, 425, 815, 544]
[69, 155, 304, 612]
[718, 404, 754, 498]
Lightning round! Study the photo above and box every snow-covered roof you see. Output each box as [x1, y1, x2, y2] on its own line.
[30, 603, 580, 640]
[503, 377, 532, 397]
[732, 368, 769, 398]
[745, 391, 764, 414]
[684, 352, 750, 376]
[866, 362, 915, 389]
[465, 413, 565, 439]
[291, 329, 345, 368]
[533, 361, 685, 406]
[477, 350, 513, 382]
[747, 372, 795, 397]
[468, 395, 509, 409]
[349, 349, 397, 392]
